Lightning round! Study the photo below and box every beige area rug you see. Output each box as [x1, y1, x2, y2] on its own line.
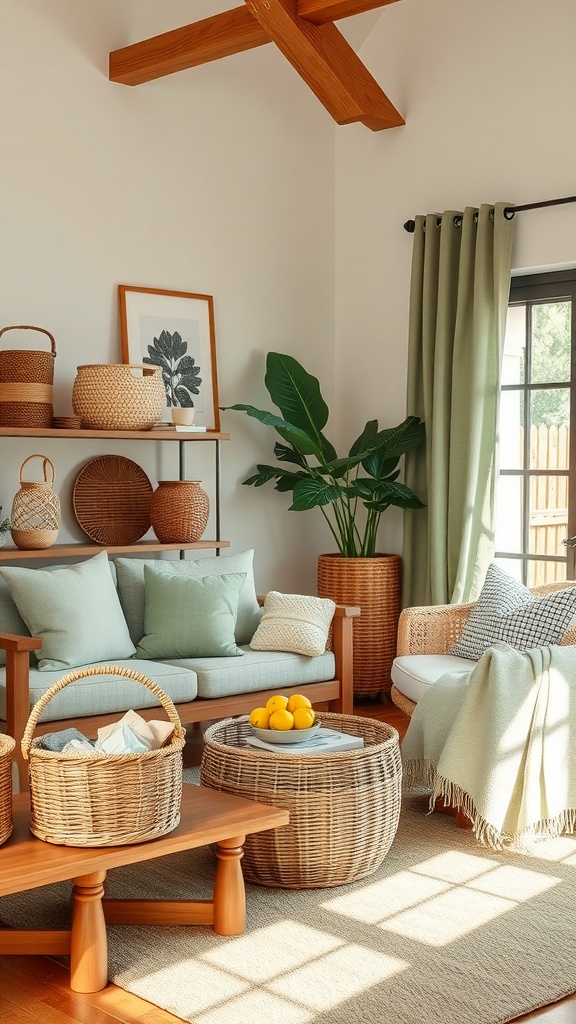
[2, 777, 576, 1024]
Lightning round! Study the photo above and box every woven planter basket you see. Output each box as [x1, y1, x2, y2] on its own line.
[318, 553, 401, 698]
[11, 454, 60, 550]
[0, 735, 15, 846]
[0, 325, 56, 428]
[72, 363, 165, 431]
[21, 666, 185, 847]
[201, 712, 402, 889]
[151, 480, 210, 543]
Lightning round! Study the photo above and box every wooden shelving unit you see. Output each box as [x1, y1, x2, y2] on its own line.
[0, 427, 230, 559]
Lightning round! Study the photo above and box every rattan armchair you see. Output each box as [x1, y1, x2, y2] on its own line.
[391, 579, 576, 718]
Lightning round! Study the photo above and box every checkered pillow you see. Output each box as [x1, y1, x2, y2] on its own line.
[450, 563, 576, 661]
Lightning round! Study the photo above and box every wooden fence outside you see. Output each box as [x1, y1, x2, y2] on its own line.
[527, 424, 568, 584]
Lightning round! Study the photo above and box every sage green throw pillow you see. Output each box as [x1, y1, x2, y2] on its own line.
[136, 566, 246, 660]
[0, 552, 136, 671]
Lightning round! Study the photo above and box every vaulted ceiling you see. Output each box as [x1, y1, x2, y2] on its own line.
[109, 0, 405, 131]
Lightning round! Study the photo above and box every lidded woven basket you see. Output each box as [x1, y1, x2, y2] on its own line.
[151, 480, 210, 543]
[0, 735, 16, 846]
[21, 665, 186, 846]
[11, 454, 60, 550]
[0, 325, 56, 428]
[72, 363, 165, 430]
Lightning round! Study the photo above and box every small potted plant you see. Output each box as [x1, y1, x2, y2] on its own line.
[0, 506, 11, 547]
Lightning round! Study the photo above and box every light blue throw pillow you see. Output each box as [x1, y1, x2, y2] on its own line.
[0, 552, 136, 671]
[136, 565, 246, 660]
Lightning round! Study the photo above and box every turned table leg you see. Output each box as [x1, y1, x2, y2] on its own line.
[213, 835, 246, 936]
[70, 870, 108, 992]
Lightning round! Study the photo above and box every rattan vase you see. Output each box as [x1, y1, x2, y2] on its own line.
[151, 480, 210, 543]
[0, 324, 56, 428]
[11, 454, 60, 550]
[318, 552, 401, 699]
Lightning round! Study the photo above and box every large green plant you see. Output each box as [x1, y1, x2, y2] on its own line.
[223, 352, 425, 557]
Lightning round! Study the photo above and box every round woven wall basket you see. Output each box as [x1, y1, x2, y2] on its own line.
[318, 553, 401, 698]
[151, 480, 210, 543]
[21, 666, 185, 847]
[0, 735, 15, 846]
[201, 713, 402, 889]
[72, 364, 165, 431]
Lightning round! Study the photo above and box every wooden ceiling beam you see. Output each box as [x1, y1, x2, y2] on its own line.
[298, 0, 401, 25]
[109, 7, 270, 87]
[245, 0, 403, 130]
[108, 0, 405, 132]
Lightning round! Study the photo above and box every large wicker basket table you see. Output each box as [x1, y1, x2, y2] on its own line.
[200, 711, 402, 889]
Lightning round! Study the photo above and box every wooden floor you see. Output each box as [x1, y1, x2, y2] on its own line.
[1, 699, 575, 1024]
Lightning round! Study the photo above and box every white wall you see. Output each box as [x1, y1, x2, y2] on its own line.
[335, 0, 576, 555]
[0, 0, 336, 592]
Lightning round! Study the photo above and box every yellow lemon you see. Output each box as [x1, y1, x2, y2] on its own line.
[249, 707, 270, 729]
[269, 709, 295, 731]
[293, 707, 316, 730]
[266, 694, 289, 713]
[287, 693, 312, 714]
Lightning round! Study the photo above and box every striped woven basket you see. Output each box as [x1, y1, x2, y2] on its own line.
[0, 325, 56, 428]
[0, 735, 15, 846]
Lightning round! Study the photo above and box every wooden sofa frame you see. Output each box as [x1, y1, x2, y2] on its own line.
[1, 602, 359, 789]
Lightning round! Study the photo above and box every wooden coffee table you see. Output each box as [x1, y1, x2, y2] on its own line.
[0, 783, 288, 993]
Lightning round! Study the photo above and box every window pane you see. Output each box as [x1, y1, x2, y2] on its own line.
[502, 304, 526, 385]
[494, 557, 523, 582]
[498, 391, 524, 470]
[527, 559, 567, 588]
[528, 390, 569, 469]
[528, 474, 569, 558]
[495, 475, 523, 553]
[530, 301, 571, 384]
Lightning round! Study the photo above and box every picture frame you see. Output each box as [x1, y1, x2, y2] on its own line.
[118, 285, 220, 430]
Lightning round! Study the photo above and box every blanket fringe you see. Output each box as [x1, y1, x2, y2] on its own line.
[404, 759, 576, 851]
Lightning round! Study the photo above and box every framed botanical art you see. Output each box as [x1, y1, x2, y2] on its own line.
[118, 285, 220, 430]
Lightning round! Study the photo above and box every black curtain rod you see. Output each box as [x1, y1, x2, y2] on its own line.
[403, 193, 576, 233]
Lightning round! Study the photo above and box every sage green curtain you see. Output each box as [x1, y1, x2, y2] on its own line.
[402, 203, 515, 608]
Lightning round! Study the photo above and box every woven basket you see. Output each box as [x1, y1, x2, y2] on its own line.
[0, 325, 56, 428]
[11, 454, 60, 550]
[318, 553, 401, 698]
[72, 363, 165, 431]
[21, 666, 186, 847]
[0, 735, 15, 846]
[201, 712, 402, 889]
[151, 480, 210, 543]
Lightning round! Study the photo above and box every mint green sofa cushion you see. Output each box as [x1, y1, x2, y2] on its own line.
[163, 647, 336, 699]
[115, 550, 262, 646]
[0, 552, 135, 671]
[0, 659, 197, 724]
[136, 567, 246, 660]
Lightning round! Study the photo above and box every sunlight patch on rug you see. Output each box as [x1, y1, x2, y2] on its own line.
[380, 886, 516, 945]
[321, 870, 451, 924]
[202, 921, 343, 981]
[266, 945, 408, 1012]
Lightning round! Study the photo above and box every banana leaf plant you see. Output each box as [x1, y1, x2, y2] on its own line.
[222, 352, 425, 557]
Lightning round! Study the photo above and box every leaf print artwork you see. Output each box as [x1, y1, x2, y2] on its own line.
[143, 329, 202, 407]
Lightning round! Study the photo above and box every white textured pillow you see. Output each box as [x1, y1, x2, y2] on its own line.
[250, 592, 335, 657]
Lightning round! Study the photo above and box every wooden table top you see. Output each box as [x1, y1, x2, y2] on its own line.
[0, 784, 289, 897]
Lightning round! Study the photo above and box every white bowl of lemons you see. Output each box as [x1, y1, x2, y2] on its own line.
[248, 693, 321, 744]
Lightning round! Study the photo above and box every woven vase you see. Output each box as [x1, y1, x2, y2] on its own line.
[317, 553, 401, 699]
[0, 325, 56, 428]
[0, 735, 15, 846]
[11, 454, 60, 550]
[151, 480, 210, 543]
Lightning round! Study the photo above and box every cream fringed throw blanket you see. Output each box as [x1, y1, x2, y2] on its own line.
[402, 642, 576, 850]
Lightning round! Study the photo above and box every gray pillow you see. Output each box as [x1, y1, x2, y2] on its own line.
[136, 566, 246, 660]
[451, 563, 576, 661]
[115, 550, 261, 646]
[0, 552, 135, 671]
